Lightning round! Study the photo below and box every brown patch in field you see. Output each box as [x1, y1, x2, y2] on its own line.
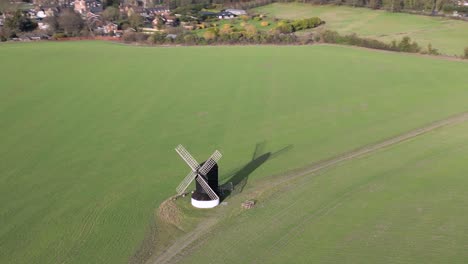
[158, 198, 182, 227]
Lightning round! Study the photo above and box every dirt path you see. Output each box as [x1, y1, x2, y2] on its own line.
[148, 111, 468, 264]
[149, 217, 218, 264]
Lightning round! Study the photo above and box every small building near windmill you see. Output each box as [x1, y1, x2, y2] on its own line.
[225, 9, 246, 16]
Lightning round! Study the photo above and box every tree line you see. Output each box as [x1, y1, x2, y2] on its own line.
[158, 0, 464, 14]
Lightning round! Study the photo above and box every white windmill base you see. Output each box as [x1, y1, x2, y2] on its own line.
[191, 197, 220, 208]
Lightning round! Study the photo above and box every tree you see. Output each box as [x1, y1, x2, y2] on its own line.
[3, 10, 37, 36]
[58, 9, 84, 36]
[128, 13, 144, 31]
[102, 6, 120, 22]
[43, 16, 59, 33]
[103, 0, 120, 7]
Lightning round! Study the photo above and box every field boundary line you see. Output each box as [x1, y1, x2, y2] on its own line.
[148, 111, 468, 264]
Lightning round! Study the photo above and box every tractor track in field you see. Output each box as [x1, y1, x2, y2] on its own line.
[148, 111, 468, 264]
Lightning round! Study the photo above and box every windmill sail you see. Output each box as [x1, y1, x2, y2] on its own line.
[176, 170, 197, 195]
[196, 176, 219, 200]
[175, 145, 200, 172]
[198, 150, 222, 176]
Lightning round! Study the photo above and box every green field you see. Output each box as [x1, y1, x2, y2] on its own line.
[1, 41, 468, 264]
[253, 3, 468, 55]
[179, 118, 468, 264]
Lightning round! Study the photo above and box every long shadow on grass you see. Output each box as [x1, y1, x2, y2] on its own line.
[219, 142, 293, 200]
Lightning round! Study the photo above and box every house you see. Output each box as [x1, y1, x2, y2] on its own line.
[74, 0, 103, 15]
[103, 22, 118, 34]
[36, 10, 47, 19]
[38, 21, 50, 30]
[224, 9, 246, 16]
[217, 11, 235, 19]
[146, 6, 170, 16]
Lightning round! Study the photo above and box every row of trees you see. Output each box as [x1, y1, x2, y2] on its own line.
[276, 17, 324, 33]
[319, 30, 441, 54]
[158, 0, 462, 14]
[123, 30, 301, 45]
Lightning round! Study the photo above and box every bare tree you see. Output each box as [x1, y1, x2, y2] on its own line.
[58, 9, 84, 36]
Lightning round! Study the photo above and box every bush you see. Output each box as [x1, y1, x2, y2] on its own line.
[240, 15, 249, 21]
[148, 32, 167, 44]
[425, 43, 440, 55]
[260, 21, 269, 27]
[122, 32, 148, 43]
[220, 24, 233, 35]
[397, 36, 420, 53]
[203, 30, 217, 40]
[52, 33, 67, 40]
[276, 21, 293, 34]
[464, 47, 468, 59]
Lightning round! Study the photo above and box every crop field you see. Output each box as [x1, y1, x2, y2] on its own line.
[253, 3, 468, 55]
[1, 41, 468, 264]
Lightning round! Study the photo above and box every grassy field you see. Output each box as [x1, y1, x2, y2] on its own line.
[1, 41, 468, 264]
[179, 118, 468, 264]
[253, 3, 468, 55]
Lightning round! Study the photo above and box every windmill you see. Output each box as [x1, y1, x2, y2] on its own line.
[175, 144, 222, 208]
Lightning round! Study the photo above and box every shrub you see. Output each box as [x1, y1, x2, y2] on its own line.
[220, 24, 233, 35]
[397, 36, 420, 53]
[240, 15, 249, 21]
[260, 21, 269, 27]
[148, 32, 167, 44]
[183, 33, 199, 45]
[464, 47, 468, 59]
[203, 30, 217, 40]
[52, 33, 67, 40]
[275, 21, 293, 34]
[253, 16, 262, 21]
[122, 32, 148, 43]
[244, 24, 258, 38]
[425, 43, 440, 55]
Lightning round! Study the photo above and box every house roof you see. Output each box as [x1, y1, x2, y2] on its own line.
[218, 11, 234, 16]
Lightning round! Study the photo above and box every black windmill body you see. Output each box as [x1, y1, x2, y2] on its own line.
[175, 145, 222, 208]
[193, 162, 219, 201]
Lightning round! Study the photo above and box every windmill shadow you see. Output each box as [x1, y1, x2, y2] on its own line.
[219, 142, 293, 200]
